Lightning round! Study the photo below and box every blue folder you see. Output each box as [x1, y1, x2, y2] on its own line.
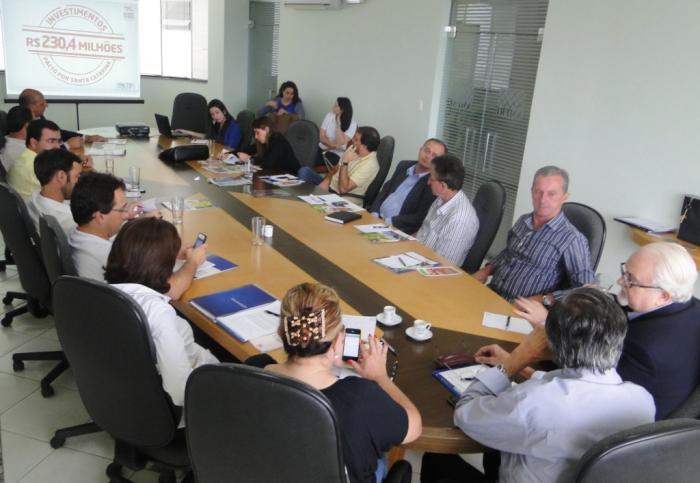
[189, 284, 276, 320]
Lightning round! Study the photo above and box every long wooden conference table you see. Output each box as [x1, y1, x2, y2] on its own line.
[85, 132, 526, 454]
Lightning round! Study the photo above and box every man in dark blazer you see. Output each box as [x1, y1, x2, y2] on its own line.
[616, 241, 700, 419]
[369, 138, 446, 234]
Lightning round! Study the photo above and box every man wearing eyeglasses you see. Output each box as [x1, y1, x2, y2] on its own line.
[69, 172, 205, 300]
[369, 138, 446, 235]
[615, 242, 700, 419]
[7, 118, 63, 199]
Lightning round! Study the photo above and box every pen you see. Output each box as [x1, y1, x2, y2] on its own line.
[380, 338, 398, 356]
[505, 316, 511, 330]
[398, 256, 407, 267]
[265, 310, 280, 317]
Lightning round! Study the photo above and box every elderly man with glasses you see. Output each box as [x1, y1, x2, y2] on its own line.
[509, 241, 700, 420]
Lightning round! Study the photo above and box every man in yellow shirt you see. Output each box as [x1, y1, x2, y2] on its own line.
[7, 119, 61, 198]
[298, 126, 381, 204]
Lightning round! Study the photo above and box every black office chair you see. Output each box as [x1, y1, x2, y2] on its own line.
[0, 183, 66, 398]
[562, 202, 606, 271]
[186, 363, 411, 483]
[667, 383, 700, 419]
[53, 276, 190, 483]
[571, 419, 700, 482]
[285, 119, 320, 168]
[236, 109, 256, 151]
[171, 92, 209, 134]
[461, 180, 506, 273]
[362, 135, 395, 209]
[40, 215, 103, 446]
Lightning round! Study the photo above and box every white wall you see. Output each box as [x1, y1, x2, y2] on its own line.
[0, 0, 249, 131]
[277, 0, 452, 164]
[516, 0, 700, 287]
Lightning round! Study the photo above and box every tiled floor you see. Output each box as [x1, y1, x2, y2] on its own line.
[0, 251, 481, 483]
[0, 263, 164, 483]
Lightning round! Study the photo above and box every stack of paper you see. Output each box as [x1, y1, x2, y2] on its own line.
[85, 143, 126, 156]
[354, 224, 414, 243]
[175, 255, 237, 280]
[433, 364, 490, 396]
[209, 177, 252, 187]
[372, 251, 439, 273]
[298, 193, 364, 213]
[259, 174, 305, 187]
[161, 198, 213, 211]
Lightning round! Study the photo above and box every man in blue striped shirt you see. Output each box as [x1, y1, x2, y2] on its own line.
[473, 166, 595, 302]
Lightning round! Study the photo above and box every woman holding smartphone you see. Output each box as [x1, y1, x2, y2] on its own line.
[104, 217, 218, 417]
[265, 282, 422, 483]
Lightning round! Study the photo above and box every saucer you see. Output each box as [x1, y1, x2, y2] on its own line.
[405, 326, 433, 341]
[376, 313, 403, 327]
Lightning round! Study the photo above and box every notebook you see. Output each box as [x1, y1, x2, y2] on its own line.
[189, 284, 276, 320]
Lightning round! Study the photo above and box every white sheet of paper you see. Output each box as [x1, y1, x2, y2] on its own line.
[482, 312, 533, 335]
[251, 333, 284, 352]
[140, 198, 158, 212]
[216, 300, 282, 341]
[342, 315, 377, 340]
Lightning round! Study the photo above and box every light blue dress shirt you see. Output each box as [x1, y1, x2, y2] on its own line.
[454, 367, 655, 483]
[378, 165, 427, 225]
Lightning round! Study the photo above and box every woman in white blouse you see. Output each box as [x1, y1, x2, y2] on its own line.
[104, 217, 218, 409]
[317, 97, 357, 166]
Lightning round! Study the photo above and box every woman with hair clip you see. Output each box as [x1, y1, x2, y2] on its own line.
[317, 97, 357, 166]
[207, 98, 242, 150]
[237, 116, 301, 175]
[257, 80, 305, 119]
[104, 217, 218, 416]
[265, 282, 422, 483]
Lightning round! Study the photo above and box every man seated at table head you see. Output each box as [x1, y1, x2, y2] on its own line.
[69, 172, 204, 299]
[415, 154, 478, 266]
[421, 288, 655, 483]
[7, 118, 62, 199]
[472, 165, 595, 301]
[298, 126, 380, 203]
[26, 148, 82, 235]
[19, 88, 106, 147]
[0, 106, 33, 173]
[369, 138, 446, 235]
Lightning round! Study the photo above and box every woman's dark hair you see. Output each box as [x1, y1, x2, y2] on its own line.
[337, 97, 353, 132]
[207, 98, 234, 140]
[279, 283, 343, 359]
[251, 116, 275, 157]
[104, 217, 181, 294]
[277, 81, 300, 104]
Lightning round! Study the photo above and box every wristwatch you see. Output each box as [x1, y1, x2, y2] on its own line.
[542, 294, 553, 307]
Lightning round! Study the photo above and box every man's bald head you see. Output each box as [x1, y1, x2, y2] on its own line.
[19, 89, 47, 118]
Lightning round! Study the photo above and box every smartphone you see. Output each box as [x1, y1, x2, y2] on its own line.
[193, 232, 207, 249]
[342, 328, 362, 361]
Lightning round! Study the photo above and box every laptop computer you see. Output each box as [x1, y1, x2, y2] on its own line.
[154, 113, 189, 138]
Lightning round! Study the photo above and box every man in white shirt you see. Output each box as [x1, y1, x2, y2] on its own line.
[0, 106, 33, 173]
[69, 172, 204, 299]
[416, 154, 479, 266]
[421, 288, 655, 483]
[26, 148, 82, 235]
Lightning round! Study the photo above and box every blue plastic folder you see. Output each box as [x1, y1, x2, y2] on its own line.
[189, 284, 276, 320]
[206, 255, 237, 271]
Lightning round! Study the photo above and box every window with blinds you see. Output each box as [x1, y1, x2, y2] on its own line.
[139, 0, 209, 79]
[437, 0, 548, 253]
[248, 1, 280, 109]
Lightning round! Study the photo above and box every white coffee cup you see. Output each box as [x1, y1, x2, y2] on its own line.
[383, 305, 396, 323]
[413, 320, 432, 336]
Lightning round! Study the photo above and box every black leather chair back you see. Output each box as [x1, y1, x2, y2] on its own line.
[572, 419, 700, 483]
[186, 364, 346, 483]
[39, 215, 77, 281]
[0, 183, 51, 308]
[53, 276, 179, 448]
[562, 202, 606, 271]
[0, 109, 7, 135]
[668, 383, 700, 419]
[236, 109, 256, 151]
[461, 180, 506, 273]
[171, 92, 209, 134]
[285, 120, 319, 168]
[363, 135, 395, 208]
